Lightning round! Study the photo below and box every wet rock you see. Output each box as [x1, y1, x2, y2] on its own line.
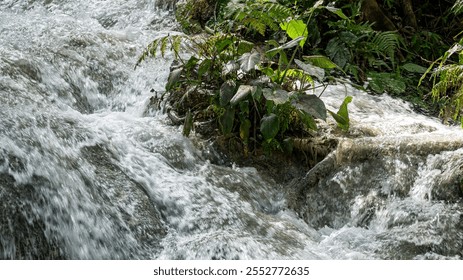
[0, 173, 64, 259]
[80, 145, 167, 254]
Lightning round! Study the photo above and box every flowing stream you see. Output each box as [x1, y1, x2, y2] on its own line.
[1, 0, 462, 260]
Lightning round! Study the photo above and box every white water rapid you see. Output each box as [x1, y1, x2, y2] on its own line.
[1, 0, 462, 260]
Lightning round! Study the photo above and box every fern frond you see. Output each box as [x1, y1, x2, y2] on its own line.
[370, 31, 401, 58]
[262, 3, 292, 22]
[135, 34, 191, 68]
[242, 17, 267, 35]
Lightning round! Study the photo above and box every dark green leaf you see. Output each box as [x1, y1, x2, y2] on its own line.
[260, 113, 280, 140]
[198, 59, 212, 77]
[293, 94, 327, 120]
[219, 107, 235, 135]
[298, 110, 317, 130]
[237, 40, 255, 55]
[185, 56, 199, 71]
[325, 37, 351, 68]
[282, 138, 294, 154]
[220, 80, 237, 106]
[402, 63, 427, 74]
[215, 37, 233, 53]
[303, 55, 338, 69]
[263, 88, 290, 104]
[230, 85, 254, 105]
[295, 59, 325, 80]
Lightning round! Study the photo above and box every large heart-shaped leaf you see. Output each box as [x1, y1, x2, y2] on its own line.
[219, 107, 235, 135]
[260, 113, 280, 140]
[295, 59, 325, 81]
[280, 20, 308, 47]
[263, 88, 290, 104]
[230, 85, 254, 105]
[238, 52, 261, 72]
[220, 80, 236, 106]
[293, 94, 327, 120]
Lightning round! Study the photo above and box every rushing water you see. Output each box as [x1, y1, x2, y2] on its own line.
[1, 0, 462, 260]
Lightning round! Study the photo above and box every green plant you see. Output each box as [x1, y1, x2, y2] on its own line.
[420, 38, 463, 124]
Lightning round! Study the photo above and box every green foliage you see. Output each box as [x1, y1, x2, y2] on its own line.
[328, 96, 353, 131]
[280, 19, 308, 47]
[420, 39, 463, 124]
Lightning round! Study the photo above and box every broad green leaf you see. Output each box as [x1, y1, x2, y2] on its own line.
[329, 96, 352, 131]
[295, 59, 325, 80]
[185, 56, 199, 71]
[325, 6, 349, 20]
[298, 110, 317, 130]
[325, 37, 351, 68]
[198, 59, 212, 77]
[238, 52, 261, 72]
[293, 94, 327, 120]
[237, 40, 255, 55]
[215, 37, 233, 53]
[337, 95, 353, 121]
[230, 85, 254, 105]
[219, 107, 235, 135]
[303, 55, 338, 69]
[166, 67, 183, 91]
[220, 80, 236, 106]
[263, 88, 290, 104]
[260, 113, 280, 140]
[328, 110, 348, 130]
[280, 20, 308, 47]
[282, 138, 294, 153]
[402, 63, 427, 74]
[266, 36, 305, 54]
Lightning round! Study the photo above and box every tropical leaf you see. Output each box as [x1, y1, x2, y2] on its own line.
[230, 85, 254, 105]
[238, 52, 261, 72]
[219, 107, 235, 135]
[263, 88, 290, 104]
[280, 19, 308, 47]
[326, 37, 351, 68]
[260, 113, 280, 140]
[402, 63, 427, 74]
[220, 80, 237, 106]
[328, 96, 353, 131]
[303, 55, 338, 69]
[295, 59, 325, 80]
[293, 94, 327, 120]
